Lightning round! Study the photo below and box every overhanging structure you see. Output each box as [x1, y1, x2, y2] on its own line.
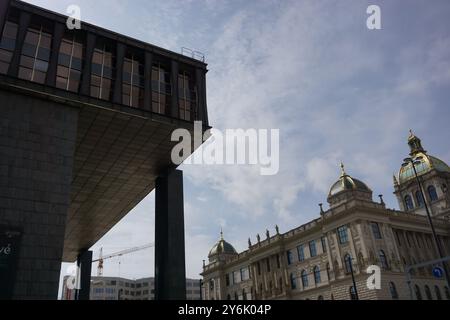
[0, 0, 209, 299]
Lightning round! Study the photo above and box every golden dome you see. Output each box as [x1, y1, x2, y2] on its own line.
[208, 231, 237, 258]
[398, 131, 450, 184]
[328, 163, 372, 198]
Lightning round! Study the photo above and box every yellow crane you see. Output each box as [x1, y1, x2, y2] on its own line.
[92, 243, 154, 277]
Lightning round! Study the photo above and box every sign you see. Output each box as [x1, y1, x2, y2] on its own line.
[0, 227, 22, 300]
[432, 266, 444, 279]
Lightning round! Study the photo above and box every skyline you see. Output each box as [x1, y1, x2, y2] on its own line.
[19, 0, 450, 292]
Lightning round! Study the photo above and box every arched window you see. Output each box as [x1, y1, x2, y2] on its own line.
[379, 250, 389, 270]
[435, 286, 442, 300]
[326, 263, 331, 281]
[404, 195, 414, 210]
[445, 286, 450, 300]
[428, 185, 438, 201]
[415, 285, 422, 300]
[301, 270, 309, 288]
[314, 266, 321, 284]
[389, 282, 399, 300]
[424, 285, 433, 300]
[344, 254, 353, 274]
[415, 191, 424, 207]
[349, 286, 357, 300]
[290, 273, 297, 289]
[370, 222, 382, 239]
[318, 295, 324, 300]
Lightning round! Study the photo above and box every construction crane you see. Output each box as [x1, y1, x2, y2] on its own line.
[92, 243, 154, 277]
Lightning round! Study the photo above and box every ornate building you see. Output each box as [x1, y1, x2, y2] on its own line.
[201, 132, 450, 300]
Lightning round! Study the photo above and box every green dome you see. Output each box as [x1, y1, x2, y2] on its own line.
[399, 152, 450, 184]
[328, 163, 372, 198]
[208, 232, 237, 258]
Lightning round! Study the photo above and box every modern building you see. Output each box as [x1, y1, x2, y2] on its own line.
[61, 276, 201, 300]
[0, 0, 208, 299]
[201, 132, 450, 300]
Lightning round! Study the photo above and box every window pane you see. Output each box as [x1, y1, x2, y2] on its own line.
[24, 31, 39, 45]
[37, 47, 51, 61]
[73, 44, 83, 58]
[60, 40, 73, 55]
[58, 53, 71, 67]
[68, 80, 79, 92]
[34, 59, 48, 72]
[33, 71, 46, 84]
[20, 55, 34, 68]
[91, 75, 101, 86]
[92, 51, 103, 64]
[3, 23, 18, 39]
[22, 43, 36, 57]
[90, 85, 100, 98]
[56, 76, 67, 89]
[91, 63, 102, 76]
[18, 67, 32, 80]
[57, 65, 69, 78]
[103, 67, 113, 79]
[39, 35, 52, 48]
[71, 58, 82, 70]
[0, 38, 16, 51]
[0, 61, 9, 74]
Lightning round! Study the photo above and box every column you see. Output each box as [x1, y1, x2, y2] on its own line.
[79, 32, 96, 96]
[76, 250, 92, 300]
[8, 11, 31, 77]
[195, 68, 208, 126]
[45, 22, 65, 87]
[155, 169, 186, 300]
[170, 60, 179, 118]
[112, 42, 126, 104]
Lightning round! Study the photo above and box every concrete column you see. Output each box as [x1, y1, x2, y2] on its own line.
[170, 60, 179, 118]
[8, 11, 31, 77]
[112, 42, 126, 104]
[195, 68, 208, 125]
[0, 0, 11, 39]
[76, 250, 92, 300]
[143, 51, 153, 111]
[155, 169, 186, 300]
[79, 32, 96, 96]
[46, 22, 65, 87]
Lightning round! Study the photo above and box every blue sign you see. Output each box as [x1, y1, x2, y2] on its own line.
[432, 266, 444, 279]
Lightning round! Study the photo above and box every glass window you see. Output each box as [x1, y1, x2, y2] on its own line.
[286, 250, 293, 265]
[18, 27, 52, 84]
[313, 266, 321, 284]
[321, 236, 327, 253]
[415, 191, 424, 208]
[240, 267, 249, 281]
[371, 222, 382, 239]
[90, 44, 114, 101]
[428, 185, 438, 202]
[435, 286, 442, 300]
[178, 70, 196, 121]
[122, 54, 144, 108]
[290, 273, 296, 289]
[344, 254, 353, 274]
[152, 63, 171, 115]
[309, 240, 317, 257]
[337, 226, 348, 244]
[415, 285, 422, 300]
[0, 21, 18, 75]
[297, 245, 305, 262]
[301, 270, 308, 288]
[404, 195, 414, 211]
[423, 285, 433, 300]
[389, 282, 398, 299]
[379, 250, 389, 270]
[349, 286, 357, 300]
[55, 34, 83, 92]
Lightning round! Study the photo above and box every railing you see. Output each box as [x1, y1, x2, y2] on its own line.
[181, 47, 205, 63]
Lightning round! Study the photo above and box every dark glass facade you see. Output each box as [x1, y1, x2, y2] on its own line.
[56, 33, 83, 92]
[91, 43, 114, 100]
[0, 21, 17, 74]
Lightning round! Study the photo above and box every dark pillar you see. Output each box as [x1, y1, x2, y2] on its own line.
[45, 22, 65, 87]
[8, 11, 31, 77]
[143, 51, 153, 111]
[155, 169, 186, 300]
[112, 42, 126, 104]
[170, 60, 179, 118]
[76, 250, 92, 300]
[0, 0, 11, 39]
[79, 32, 96, 96]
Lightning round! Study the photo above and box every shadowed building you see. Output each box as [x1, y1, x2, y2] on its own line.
[0, 0, 208, 299]
[201, 134, 450, 300]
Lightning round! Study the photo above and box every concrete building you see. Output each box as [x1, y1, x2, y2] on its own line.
[201, 132, 450, 300]
[0, 0, 208, 299]
[61, 276, 201, 300]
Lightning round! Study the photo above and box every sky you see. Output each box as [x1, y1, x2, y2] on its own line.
[21, 0, 450, 297]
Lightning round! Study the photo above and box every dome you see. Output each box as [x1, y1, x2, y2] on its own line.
[398, 131, 450, 184]
[328, 163, 372, 198]
[208, 231, 237, 259]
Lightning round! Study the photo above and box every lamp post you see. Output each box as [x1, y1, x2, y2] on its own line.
[346, 255, 359, 300]
[402, 156, 450, 288]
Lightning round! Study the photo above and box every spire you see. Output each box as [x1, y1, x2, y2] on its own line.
[220, 228, 224, 240]
[407, 130, 426, 156]
[340, 162, 346, 177]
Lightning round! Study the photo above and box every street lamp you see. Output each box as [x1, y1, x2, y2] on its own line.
[402, 156, 450, 288]
[346, 255, 359, 300]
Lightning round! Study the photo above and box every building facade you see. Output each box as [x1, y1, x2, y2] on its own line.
[62, 276, 201, 300]
[0, 0, 208, 299]
[201, 132, 450, 300]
